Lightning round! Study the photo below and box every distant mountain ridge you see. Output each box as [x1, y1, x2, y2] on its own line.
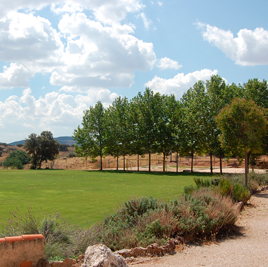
[8, 136, 76, 146]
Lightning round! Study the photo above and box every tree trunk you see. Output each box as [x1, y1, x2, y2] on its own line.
[210, 152, 213, 175]
[247, 152, 251, 174]
[116, 156, 119, 171]
[149, 151, 151, 172]
[191, 153, 194, 173]
[100, 154, 103, 171]
[137, 154, 139, 172]
[176, 151, 178, 173]
[163, 152, 166, 173]
[245, 149, 248, 187]
[123, 154, 125, 171]
[220, 154, 223, 175]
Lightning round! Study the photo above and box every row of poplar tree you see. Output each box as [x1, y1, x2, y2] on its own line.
[73, 75, 268, 175]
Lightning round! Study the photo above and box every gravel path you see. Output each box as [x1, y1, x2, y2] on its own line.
[129, 190, 268, 267]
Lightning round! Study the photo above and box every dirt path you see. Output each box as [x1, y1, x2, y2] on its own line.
[129, 190, 268, 267]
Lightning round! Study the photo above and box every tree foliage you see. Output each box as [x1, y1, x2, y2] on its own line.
[216, 98, 267, 186]
[24, 131, 59, 169]
[3, 150, 31, 169]
[73, 101, 106, 170]
[73, 76, 268, 179]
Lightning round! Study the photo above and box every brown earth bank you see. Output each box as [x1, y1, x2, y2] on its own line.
[128, 190, 268, 267]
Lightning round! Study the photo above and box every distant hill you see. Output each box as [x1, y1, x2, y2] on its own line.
[8, 136, 76, 146]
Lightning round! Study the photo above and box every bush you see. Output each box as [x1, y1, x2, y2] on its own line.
[1, 208, 75, 260]
[249, 173, 268, 186]
[66, 152, 76, 158]
[177, 189, 238, 238]
[93, 188, 238, 251]
[193, 178, 211, 188]
[218, 178, 250, 203]
[3, 150, 30, 169]
[59, 144, 69, 152]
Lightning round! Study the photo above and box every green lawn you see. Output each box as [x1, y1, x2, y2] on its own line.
[0, 169, 213, 227]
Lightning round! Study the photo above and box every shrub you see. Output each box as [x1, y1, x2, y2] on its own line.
[66, 152, 76, 158]
[59, 144, 69, 152]
[176, 189, 238, 238]
[93, 188, 238, 251]
[218, 178, 250, 203]
[3, 150, 30, 169]
[184, 185, 195, 195]
[249, 173, 268, 186]
[1, 208, 75, 260]
[193, 178, 211, 188]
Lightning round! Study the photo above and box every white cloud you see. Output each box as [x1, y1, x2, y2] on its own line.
[51, 12, 156, 91]
[139, 12, 152, 30]
[197, 22, 268, 66]
[0, 63, 33, 89]
[158, 1, 163, 6]
[0, 88, 118, 143]
[0, 0, 144, 24]
[145, 69, 218, 99]
[0, 11, 64, 88]
[157, 57, 182, 70]
[0, 5, 156, 90]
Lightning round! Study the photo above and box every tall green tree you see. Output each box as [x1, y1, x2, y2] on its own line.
[133, 88, 161, 172]
[128, 98, 145, 171]
[244, 79, 268, 108]
[105, 97, 131, 171]
[205, 75, 244, 174]
[205, 75, 227, 174]
[216, 98, 267, 186]
[73, 101, 106, 170]
[180, 81, 207, 172]
[155, 94, 181, 172]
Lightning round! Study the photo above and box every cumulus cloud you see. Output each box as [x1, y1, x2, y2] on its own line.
[157, 57, 182, 70]
[0, 11, 63, 89]
[0, 63, 33, 89]
[145, 69, 218, 99]
[0, 88, 118, 143]
[51, 12, 156, 91]
[0, 3, 156, 90]
[0, 0, 144, 24]
[197, 22, 268, 66]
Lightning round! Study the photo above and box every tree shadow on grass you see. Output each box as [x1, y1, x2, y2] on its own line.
[85, 169, 215, 177]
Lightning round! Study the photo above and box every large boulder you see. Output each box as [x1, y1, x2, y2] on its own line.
[81, 244, 128, 267]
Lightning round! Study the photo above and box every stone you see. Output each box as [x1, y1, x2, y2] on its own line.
[81, 244, 128, 267]
[63, 258, 76, 267]
[36, 258, 50, 267]
[75, 255, 85, 267]
[116, 238, 183, 258]
[51, 261, 63, 267]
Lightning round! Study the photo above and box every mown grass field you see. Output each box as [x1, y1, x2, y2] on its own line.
[0, 169, 214, 228]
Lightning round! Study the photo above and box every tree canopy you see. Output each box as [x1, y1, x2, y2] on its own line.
[24, 131, 59, 169]
[216, 98, 267, 186]
[73, 75, 268, 179]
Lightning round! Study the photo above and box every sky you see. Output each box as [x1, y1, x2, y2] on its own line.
[1, 0, 268, 143]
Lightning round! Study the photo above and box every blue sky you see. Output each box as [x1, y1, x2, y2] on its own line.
[1, 0, 268, 143]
